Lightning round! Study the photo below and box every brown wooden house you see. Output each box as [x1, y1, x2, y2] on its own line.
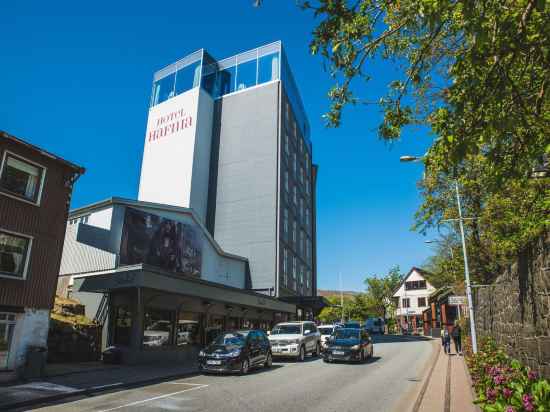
[0, 131, 84, 380]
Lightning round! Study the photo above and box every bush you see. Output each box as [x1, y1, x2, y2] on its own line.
[465, 338, 550, 412]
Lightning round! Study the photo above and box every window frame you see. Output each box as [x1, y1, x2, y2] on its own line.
[402, 298, 411, 308]
[0, 228, 33, 281]
[418, 297, 427, 307]
[0, 151, 47, 206]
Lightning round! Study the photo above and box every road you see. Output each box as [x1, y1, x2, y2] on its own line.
[28, 335, 435, 412]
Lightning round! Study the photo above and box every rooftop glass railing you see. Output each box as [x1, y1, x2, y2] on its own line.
[150, 42, 311, 151]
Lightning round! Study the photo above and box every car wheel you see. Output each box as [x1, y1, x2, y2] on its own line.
[264, 352, 272, 368]
[240, 358, 250, 375]
[313, 342, 320, 357]
[298, 346, 305, 362]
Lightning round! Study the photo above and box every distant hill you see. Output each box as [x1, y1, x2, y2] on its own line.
[318, 289, 362, 299]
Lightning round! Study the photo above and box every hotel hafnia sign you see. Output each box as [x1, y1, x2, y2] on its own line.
[147, 108, 194, 143]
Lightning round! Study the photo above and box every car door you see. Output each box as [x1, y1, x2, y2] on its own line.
[304, 323, 315, 352]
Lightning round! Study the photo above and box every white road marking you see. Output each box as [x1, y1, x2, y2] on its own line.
[97, 384, 209, 412]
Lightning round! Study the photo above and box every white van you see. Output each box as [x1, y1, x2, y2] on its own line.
[365, 317, 385, 334]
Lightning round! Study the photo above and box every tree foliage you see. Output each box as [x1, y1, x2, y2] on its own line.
[301, 0, 550, 281]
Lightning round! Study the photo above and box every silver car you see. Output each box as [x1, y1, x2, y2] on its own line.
[268, 321, 321, 361]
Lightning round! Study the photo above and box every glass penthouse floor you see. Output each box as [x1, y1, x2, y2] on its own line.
[149, 41, 311, 151]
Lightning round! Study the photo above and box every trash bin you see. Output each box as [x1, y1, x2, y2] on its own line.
[24, 346, 47, 379]
[102, 346, 122, 364]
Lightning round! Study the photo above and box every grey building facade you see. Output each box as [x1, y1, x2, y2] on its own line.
[144, 41, 318, 303]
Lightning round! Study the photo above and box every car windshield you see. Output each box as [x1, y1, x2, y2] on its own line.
[318, 327, 334, 335]
[271, 325, 301, 335]
[212, 332, 246, 347]
[334, 329, 360, 339]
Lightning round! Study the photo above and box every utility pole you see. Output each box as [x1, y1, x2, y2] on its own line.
[339, 272, 344, 324]
[454, 180, 478, 353]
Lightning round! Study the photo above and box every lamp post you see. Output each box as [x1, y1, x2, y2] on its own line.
[400, 155, 478, 353]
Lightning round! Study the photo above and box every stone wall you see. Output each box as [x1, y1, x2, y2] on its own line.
[474, 232, 550, 378]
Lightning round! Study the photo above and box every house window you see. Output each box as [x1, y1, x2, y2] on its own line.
[0, 312, 17, 370]
[0, 153, 45, 204]
[418, 297, 427, 307]
[405, 280, 427, 290]
[402, 298, 410, 308]
[0, 230, 31, 279]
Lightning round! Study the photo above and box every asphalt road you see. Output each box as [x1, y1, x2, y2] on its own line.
[29, 335, 434, 412]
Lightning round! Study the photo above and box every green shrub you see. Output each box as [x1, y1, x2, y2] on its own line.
[465, 338, 550, 412]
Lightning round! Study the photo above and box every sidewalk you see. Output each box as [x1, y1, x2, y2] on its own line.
[0, 362, 199, 411]
[415, 342, 478, 412]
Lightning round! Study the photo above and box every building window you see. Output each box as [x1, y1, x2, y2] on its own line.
[293, 185, 297, 205]
[299, 198, 303, 222]
[305, 178, 310, 196]
[305, 208, 310, 229]
[299, 167, 304, 184]
[418, 297, 427, 307]
[283, 208, 289, 240]
[299, 265, 304, 286]
[292, 220, 297, 245]
[113, 305, 133, 346]
[0, 312, 17, 370]
[299, 138, 303, 154]
[0, 230, 31, 279]
[0, 153, 45, 204]
[306, 238, 311, 262]
[283, 248, 288, 285]
[293, 153, 297, 176]
[402, 298, 411, 308]
[284, 133, 289, 156]
[292, 256, 297, 280]
[306, 270, 311, 289]
[299, 230, 304, 256]
[284, 171, 289, 193]
[405, 280, 427, 290]
[143, 307, 175, 348]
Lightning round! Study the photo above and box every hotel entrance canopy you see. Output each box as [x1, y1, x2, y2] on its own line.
[75, 264, 296, 314]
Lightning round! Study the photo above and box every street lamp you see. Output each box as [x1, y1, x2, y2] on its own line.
[401, 154, 478, 353]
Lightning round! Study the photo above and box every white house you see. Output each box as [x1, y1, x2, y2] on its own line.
[392, 267, 436, 333]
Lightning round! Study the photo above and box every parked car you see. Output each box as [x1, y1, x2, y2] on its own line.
[143, 320, 172, 347]
[323, 328, 374, 363]
[198, 330, 272, 374]
[318, 324, 340, 352]
[365, 317, 385, 334]
[343, 321, 362, 330]
[268, 321, 321, 361]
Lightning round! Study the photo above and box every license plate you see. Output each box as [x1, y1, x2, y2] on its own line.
[207, 360, 221, 365]
[333, 351, 345, 355]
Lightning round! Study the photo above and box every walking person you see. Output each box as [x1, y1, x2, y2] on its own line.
[442, 327, 451, 354]
[451, 321, 462, 355]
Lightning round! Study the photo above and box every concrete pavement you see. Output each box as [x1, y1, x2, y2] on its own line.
[17, 335, 435, 412]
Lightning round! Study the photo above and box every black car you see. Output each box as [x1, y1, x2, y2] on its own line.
[323, 328, 373, 363]
[198, 330, 272, 374]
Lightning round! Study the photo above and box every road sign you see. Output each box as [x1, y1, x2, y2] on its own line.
[448, 296, 467, 306]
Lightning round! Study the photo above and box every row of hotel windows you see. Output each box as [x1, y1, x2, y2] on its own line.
[0, 152, 45, 280]
[281, 248, 311, 294]
[400, 297, 427, 308]
[283, 210, 312, 263]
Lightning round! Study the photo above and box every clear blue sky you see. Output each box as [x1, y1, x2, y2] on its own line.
[1, 1, 435, 291]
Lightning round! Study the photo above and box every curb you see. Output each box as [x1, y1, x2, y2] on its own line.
[1, 369, 200, 411]
[461, 356, 482, 412]
[411, 340, 441, 412]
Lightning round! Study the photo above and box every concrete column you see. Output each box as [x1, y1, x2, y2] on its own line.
[441, 304, 448, 331]
[131, 288, 144, 349]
